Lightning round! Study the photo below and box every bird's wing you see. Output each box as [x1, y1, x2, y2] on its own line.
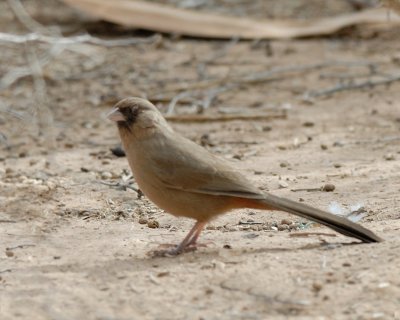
[149, 135, 264, 199]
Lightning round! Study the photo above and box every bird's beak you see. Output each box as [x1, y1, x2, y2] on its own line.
[107, 108, 125, 122]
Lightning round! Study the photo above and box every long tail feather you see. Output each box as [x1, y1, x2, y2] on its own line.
[260, 194, 382, 243]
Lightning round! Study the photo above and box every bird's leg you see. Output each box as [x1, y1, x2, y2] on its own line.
[173, 221, 206, 254]
[186, 221, 206, 247]
[150, 221, 208, 257]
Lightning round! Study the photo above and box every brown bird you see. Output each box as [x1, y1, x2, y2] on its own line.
[108, 97, 382, 255]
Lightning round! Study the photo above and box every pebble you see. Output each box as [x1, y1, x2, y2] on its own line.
[281, 219, 292, 225]
[110, 146, 126, 157]
[384, 153, 395, 161]
[5, 250, 14, 257]
[312, 282, 323, 293]
[277, 224, 290, 231]
[322, 183, 335, 192]
[280, 161, 289, 168]
[320, 144, 328, 150]
[333, 163, 342, 168]
[303, 121, 315, 127]
[333, 141, 344, 147]
[147, 220, 160, 228]
[101, 171, 113, 180]
[138, 217, 148, 224]
[279, 181, 289, 188]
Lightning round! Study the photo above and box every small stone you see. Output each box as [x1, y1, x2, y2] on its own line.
[5, 250, 14, 257]
[320, 144, 328, 150]
[333, 141, 344, 147]
[138, 217, 148, 224]
[110, 146, 126, 157]
[312, 282, 323, 293]
[303, 121, 314, 127]
[281, 219, 292, 225]
[299, 198, 305, 202]
[223, 244, 232, 249]
[342, 262, 351, 267]
[262, 126, 272, 132]
[322, 183, 335, 192]
[333, 163, 342, 168]
[101, 171, 113, 179]
[29, 159, 38, 166]
[64, 143, 74, 149]
[81, 167, 90, 172]
[384, 153, 395, 161]
[277, 224, 289, 231]
[279, 181, 289, 188]
[147, 220, 160, 228]
[280, 161, 289, 168]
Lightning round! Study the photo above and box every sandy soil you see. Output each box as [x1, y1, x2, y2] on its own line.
[1, 1, 400, 319]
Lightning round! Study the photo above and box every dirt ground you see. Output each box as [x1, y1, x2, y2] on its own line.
[1, 1, 400, 319]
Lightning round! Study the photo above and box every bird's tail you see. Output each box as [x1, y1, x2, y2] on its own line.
[258, 194, 382, 243]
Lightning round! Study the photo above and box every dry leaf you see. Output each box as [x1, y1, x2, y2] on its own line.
[62, 0, 400, 39]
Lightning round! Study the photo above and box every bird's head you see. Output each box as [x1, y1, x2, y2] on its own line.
[107, 97, 172, 139]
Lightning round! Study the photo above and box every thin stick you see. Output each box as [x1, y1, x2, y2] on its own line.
[165, 111, 286, 123]
[308, 74, 400, 97]
[27, 47, 56, 149]
[289, 232, 337, 238]
[0, 32, 161, 47]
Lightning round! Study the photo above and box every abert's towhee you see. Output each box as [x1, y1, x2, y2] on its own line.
[108, 97, 382, 255]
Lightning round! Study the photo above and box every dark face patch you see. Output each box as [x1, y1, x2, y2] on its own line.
[117, 105, 139, 129]
[121, 105, 139, 124]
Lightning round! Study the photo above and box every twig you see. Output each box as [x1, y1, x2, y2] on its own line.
[154, 61, 380, 111]
[0, 269, 12, 274]
[0, 32, 161, 47]
[0, 219, 17, 223]
[6, 0, 55, 35]
[290, 187, 322, 192]
[27, 47, 56, 149]
[98, 180, 139, 193]
[0, 44, 64, 90]
[165, 111, 286, 123]
[289, 232, 337, 238]
[6, 244, 35, 250]
[307, 74, 400, 97]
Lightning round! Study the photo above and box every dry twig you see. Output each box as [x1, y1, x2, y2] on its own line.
[165, 111, 286, 123]
[307, 74, 400, 97]
[0, 32, 161, 47]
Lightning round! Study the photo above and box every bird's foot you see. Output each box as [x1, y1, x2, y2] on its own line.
[149, 242, 210, 257]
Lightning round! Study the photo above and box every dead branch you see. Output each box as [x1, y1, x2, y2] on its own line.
[0, 32, 161, 47]
[62, 0, 400, 39]
[307, 74, 400, 97]
[27, 47, 56, 149]
[289, 232, 337, 238]
[165, 111, 286, 123]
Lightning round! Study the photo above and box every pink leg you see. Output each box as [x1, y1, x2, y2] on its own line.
[174, 221, 207, 254]
[151, 221, 207, 256]
[186, 221, 206, 247]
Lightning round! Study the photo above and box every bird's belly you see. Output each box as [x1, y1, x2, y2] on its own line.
[134, 173, 233, 221]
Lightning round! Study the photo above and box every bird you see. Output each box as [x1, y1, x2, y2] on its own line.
[107, 97, 382, 255]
